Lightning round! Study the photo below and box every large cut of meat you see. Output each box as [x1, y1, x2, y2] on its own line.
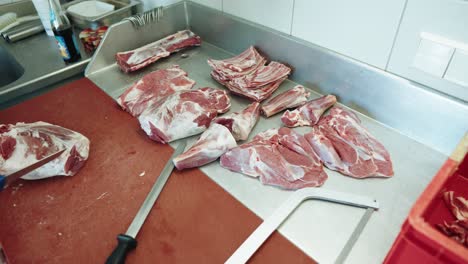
[213, 102, 260, 141]
[281, 94, 336, 127]
[437, 191, 468, 247]
[261, 85, 310, 117]
[228, 61, 291, 89]
[305, 107, 393, 178]
[116, 30, 201, 73]
[208, 47, 290, 102]
[220, 127, 327, 190]
[173, 123, 237, 170]
[0, 122, 90, 180]
[117, 65, 195, 117]
[138, 88, 231, 144]
[207, 46, 267, 82]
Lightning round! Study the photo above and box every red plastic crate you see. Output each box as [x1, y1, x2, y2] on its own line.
[384, 135, 468, 264]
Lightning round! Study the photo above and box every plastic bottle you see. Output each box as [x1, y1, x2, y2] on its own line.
[49, 0, 80, 63]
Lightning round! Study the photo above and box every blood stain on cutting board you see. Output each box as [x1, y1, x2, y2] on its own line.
[0, 78, 315, 264]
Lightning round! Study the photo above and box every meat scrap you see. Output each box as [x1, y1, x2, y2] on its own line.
[282, 94, 336, 127]
[208, 47, 291, 102]
[173, 123, 237, 170]
[261, 85, 311, 117]
[213, 102, 260, 141]
[220, 127, 328, 190]
[437, 191, 468, 247]
[0, 122, 90, 180]
[305, 107, 393, 178]
[116, 30, 201, 73]
[117, 65, 195, 117]
[138, 88, 231, 144]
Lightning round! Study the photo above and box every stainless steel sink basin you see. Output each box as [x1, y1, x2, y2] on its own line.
[0, 45, 24, 87]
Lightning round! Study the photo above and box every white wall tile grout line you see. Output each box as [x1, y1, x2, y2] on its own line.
[385, 0, 409, 70]
[289, 0, 296, 36]
[442, 48, 456, 79]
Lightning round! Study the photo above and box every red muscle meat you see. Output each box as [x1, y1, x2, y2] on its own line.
[173, 123, 237, 170]
[0, 122, 90, 180]
[305, 107, 393, 178]
[282, 94, 336, 127]
[213, 102, 260, 141]
[138, 88, 231, 144]
[261, 85, 311, 117]
[208, 46, 267, 82]
[437, 191, 468, 247]
[117, 65, 195, 117]
[208, 47, 290, 102]
[220, 127, 327, 190]
[116, 30, 201, 73]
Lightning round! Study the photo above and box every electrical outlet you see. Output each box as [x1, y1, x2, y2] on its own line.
[412, 38, 454, 77]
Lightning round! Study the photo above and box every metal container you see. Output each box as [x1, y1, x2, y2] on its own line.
[64, 0, 142, 29]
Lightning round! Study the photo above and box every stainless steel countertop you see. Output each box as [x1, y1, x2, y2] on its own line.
[93, 42, 448, 263]
[0, 31, 90, 104]
[175, 45, 448, 264]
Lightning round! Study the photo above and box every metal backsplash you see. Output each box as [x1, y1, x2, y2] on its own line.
[187, 2, 467, 156]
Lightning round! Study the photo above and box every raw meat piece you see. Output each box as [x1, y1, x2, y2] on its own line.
[207, 46, 267, 82]
[213, 102, 260, 141]
[305, 127, 344, 172]
[437, 191, 468, 247]
[220, 127, 327, 190]
[282, 94, 336, 127]
[261, 85, 310, 117]
[117, 65, 195, 117]
[223, 75, 287, 102]
[173, 123, 237, 170]
[223, 62, 290, 102]
[229, 62, 291, 89]
[305, 107, 393, 178]
[116, 30, 201, 73]
[208, 47, 290, 102]
[138, 88, 231, 144]
[0, 122, 90, 180]
[443, 191, 468, 221]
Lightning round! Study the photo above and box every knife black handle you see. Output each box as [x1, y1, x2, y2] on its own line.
[105, 234, 137, 264]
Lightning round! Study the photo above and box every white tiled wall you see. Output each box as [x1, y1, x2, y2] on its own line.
[292, 0, 406, 69]
[223, 0, 294, 34]
[191, 0, 222, 10]
[387, 0, 468, 101]
[141, 0, 468, 101]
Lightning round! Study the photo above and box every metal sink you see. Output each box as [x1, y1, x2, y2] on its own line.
[0, 46, 24, 87]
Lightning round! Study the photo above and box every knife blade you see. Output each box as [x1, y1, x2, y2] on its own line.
[0, 149, 66, 191]
[106, 141, 186, 264]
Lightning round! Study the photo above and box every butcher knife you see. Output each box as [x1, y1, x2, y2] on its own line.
[0, 149, 66, 191]
[106, 141, 187, 264]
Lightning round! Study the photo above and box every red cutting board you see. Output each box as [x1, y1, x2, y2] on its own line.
[0, 78, 315, 264]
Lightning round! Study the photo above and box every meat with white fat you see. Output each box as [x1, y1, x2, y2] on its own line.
[116, 30, 201, 73]
[138, 88, 231, 144]
[281, 94, 336, 127]
[207, 46, 266, 82]
[437, 191, 468, 247]
[0, 122, 90, 180]
[208, 47, 290, 102]
[213, 102, 260, 141]
[173, 123, 237, 170]
[220, 127, 327, 190]
[305, 107, 393, 178]
[117, 65, 195, 117]
[261, 85, 310, 117]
